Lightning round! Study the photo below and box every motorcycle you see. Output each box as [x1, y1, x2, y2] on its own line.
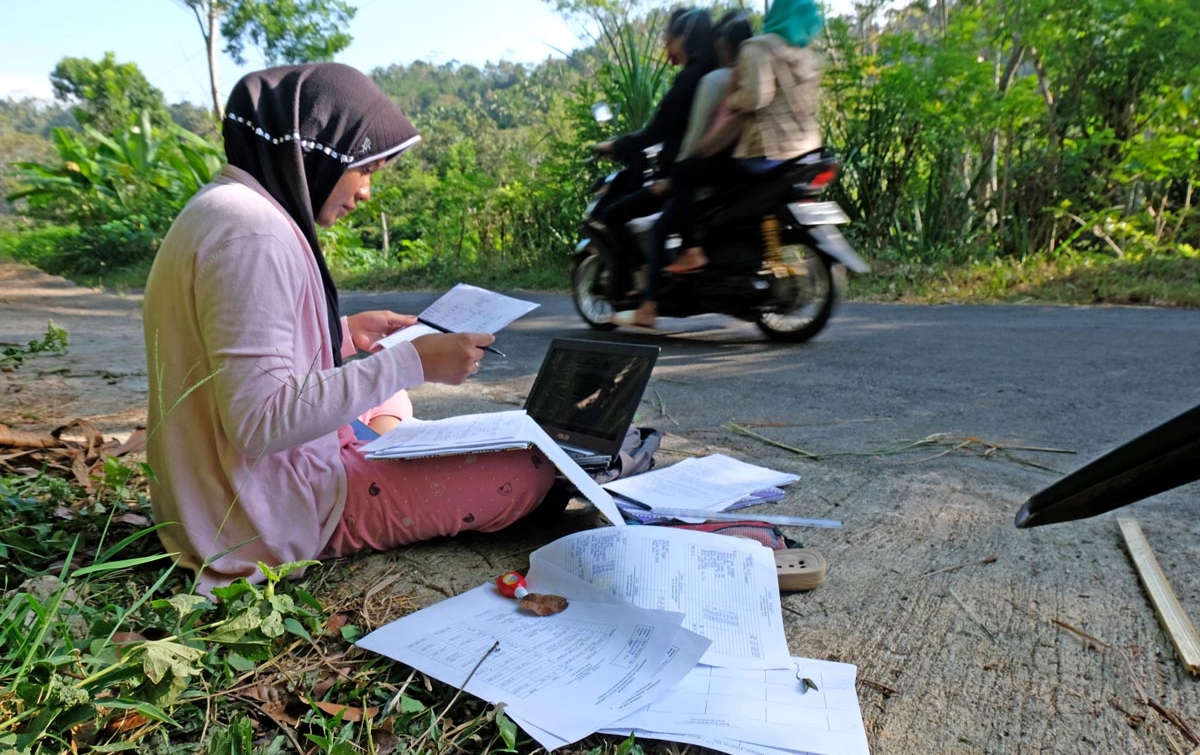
[571, 106, 869, 342]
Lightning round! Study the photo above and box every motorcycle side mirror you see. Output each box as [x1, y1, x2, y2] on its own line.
[591, 102, 614, 124]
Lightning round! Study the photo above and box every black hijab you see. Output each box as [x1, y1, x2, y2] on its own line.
[223, 63, 419, 365]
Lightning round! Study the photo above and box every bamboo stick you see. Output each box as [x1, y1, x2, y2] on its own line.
[1117, 518, 1200, 674]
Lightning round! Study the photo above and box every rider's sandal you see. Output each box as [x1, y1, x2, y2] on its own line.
[663, 262, 707, 274]
[663, 251, 709, 275]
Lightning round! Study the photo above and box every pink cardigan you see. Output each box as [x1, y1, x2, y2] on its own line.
[143, 165, 424, 594]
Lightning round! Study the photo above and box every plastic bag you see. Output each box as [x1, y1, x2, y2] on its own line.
[592, 427, 662, 484]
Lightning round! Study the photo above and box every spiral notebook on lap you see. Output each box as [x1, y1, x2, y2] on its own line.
[523, 338, 660, 471]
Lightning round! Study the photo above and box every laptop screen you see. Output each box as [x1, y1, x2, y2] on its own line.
[524, 339, 659, 457]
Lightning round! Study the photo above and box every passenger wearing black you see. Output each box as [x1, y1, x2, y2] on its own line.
[593, 8, 715, 301]
[614, 10, 755, 329]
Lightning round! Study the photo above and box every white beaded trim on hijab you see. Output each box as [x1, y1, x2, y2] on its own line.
[225, 112, 357, 165]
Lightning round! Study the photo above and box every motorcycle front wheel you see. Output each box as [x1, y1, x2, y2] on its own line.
[756, 245, 842, 343]
[571, 252, 618, 330]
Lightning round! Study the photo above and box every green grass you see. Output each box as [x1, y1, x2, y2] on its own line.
[848, 250, 1200, 308]
[335, 254, 573, 294]
[0, 463, 656, 755]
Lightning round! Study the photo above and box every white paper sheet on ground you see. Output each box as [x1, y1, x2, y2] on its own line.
[603, 729, 820, 755]
[374, 283, 539, 349]
[603, 658, 869, 755]
[518, 414, 626, 526]
[529, 526, 790, 668]
[361, 410, 625, 526]
[602, 454, 799, 515]
[503, 566, 712, 751]
[355, 581, 707, 750]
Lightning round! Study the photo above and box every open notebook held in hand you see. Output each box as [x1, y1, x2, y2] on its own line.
[373, 283, 539, 350]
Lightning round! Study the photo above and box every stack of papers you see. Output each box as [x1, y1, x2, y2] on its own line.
[360, 411, 531, 458]
[605, 454, 800, 523]
[617, 487, 785, 523]
[356, 526, 870, 755]
[359, 409, 626, 526]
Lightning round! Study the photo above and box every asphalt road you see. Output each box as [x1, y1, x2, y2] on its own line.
[341, 292, 1200, 463]
[339, 291, 1200, 754]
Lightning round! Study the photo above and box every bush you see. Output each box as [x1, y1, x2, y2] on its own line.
[6, 112, 220, 278]
[0, 223, 81, 269]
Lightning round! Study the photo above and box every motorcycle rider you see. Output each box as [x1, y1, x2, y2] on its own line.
[593, 7, 715, 301]
[614, 9, 755, 329]
[664, 0, 825, 275]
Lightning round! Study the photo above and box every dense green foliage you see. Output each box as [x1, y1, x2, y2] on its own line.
[50, 52, 173, 134]
[219, 0, 357, 66]
[6, 112, 221, 276]
[823, 0, 1200, 271]
[331, 57, 611, 287]
[1, 0, 1197, 302]
[178, 0, 362, 120]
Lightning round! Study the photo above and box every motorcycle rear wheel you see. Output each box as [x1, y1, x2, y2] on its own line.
[571, 252, 618, 330]
[756, 245, 840, 343]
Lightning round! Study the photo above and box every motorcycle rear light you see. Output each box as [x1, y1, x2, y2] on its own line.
[809, 166, 839, 188]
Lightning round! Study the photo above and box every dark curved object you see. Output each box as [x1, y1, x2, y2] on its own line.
[1015, 403, 1200, 528]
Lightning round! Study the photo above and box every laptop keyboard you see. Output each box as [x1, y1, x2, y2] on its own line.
[564, 446, 610, 468]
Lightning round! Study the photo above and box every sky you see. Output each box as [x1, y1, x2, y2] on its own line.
[0, 0, 859, 108]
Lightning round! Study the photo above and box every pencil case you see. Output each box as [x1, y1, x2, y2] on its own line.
[653, 520, 799, 551]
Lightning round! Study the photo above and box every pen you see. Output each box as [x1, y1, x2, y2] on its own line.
[618, 502, 843, 529]
[417, 318, 507, 357]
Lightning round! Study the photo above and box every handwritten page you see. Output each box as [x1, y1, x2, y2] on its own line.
[603, 454, 799, 514]
[421, 283, 540, 331]
[361, 410, 626, 527]
[603, 658, 870, 755]
[375, 283, 539, 349]
[355, 580, 709, 750]
[529, 526, 790, 668]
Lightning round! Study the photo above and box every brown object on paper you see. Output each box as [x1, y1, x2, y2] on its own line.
[519, 593, 569, 616]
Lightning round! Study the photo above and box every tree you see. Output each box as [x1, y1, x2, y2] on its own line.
[176, 0, 357, 122]
[169, 101, 220, 138]
[49, 53, 171, 134]
[0, 97, 75, 138]
[0, 131, 56, 217]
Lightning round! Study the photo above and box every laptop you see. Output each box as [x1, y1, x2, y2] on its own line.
[524, 338, 660, 470]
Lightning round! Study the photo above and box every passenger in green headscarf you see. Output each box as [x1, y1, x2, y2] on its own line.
[655, 0, 826, 278]
[762, 0, 825, 48]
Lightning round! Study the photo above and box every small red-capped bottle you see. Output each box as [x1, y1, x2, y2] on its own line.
[495, 571, 530, 600]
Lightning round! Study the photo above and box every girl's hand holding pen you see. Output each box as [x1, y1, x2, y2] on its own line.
[411, 332, 496, 385]
[416, 317, 505, 356]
